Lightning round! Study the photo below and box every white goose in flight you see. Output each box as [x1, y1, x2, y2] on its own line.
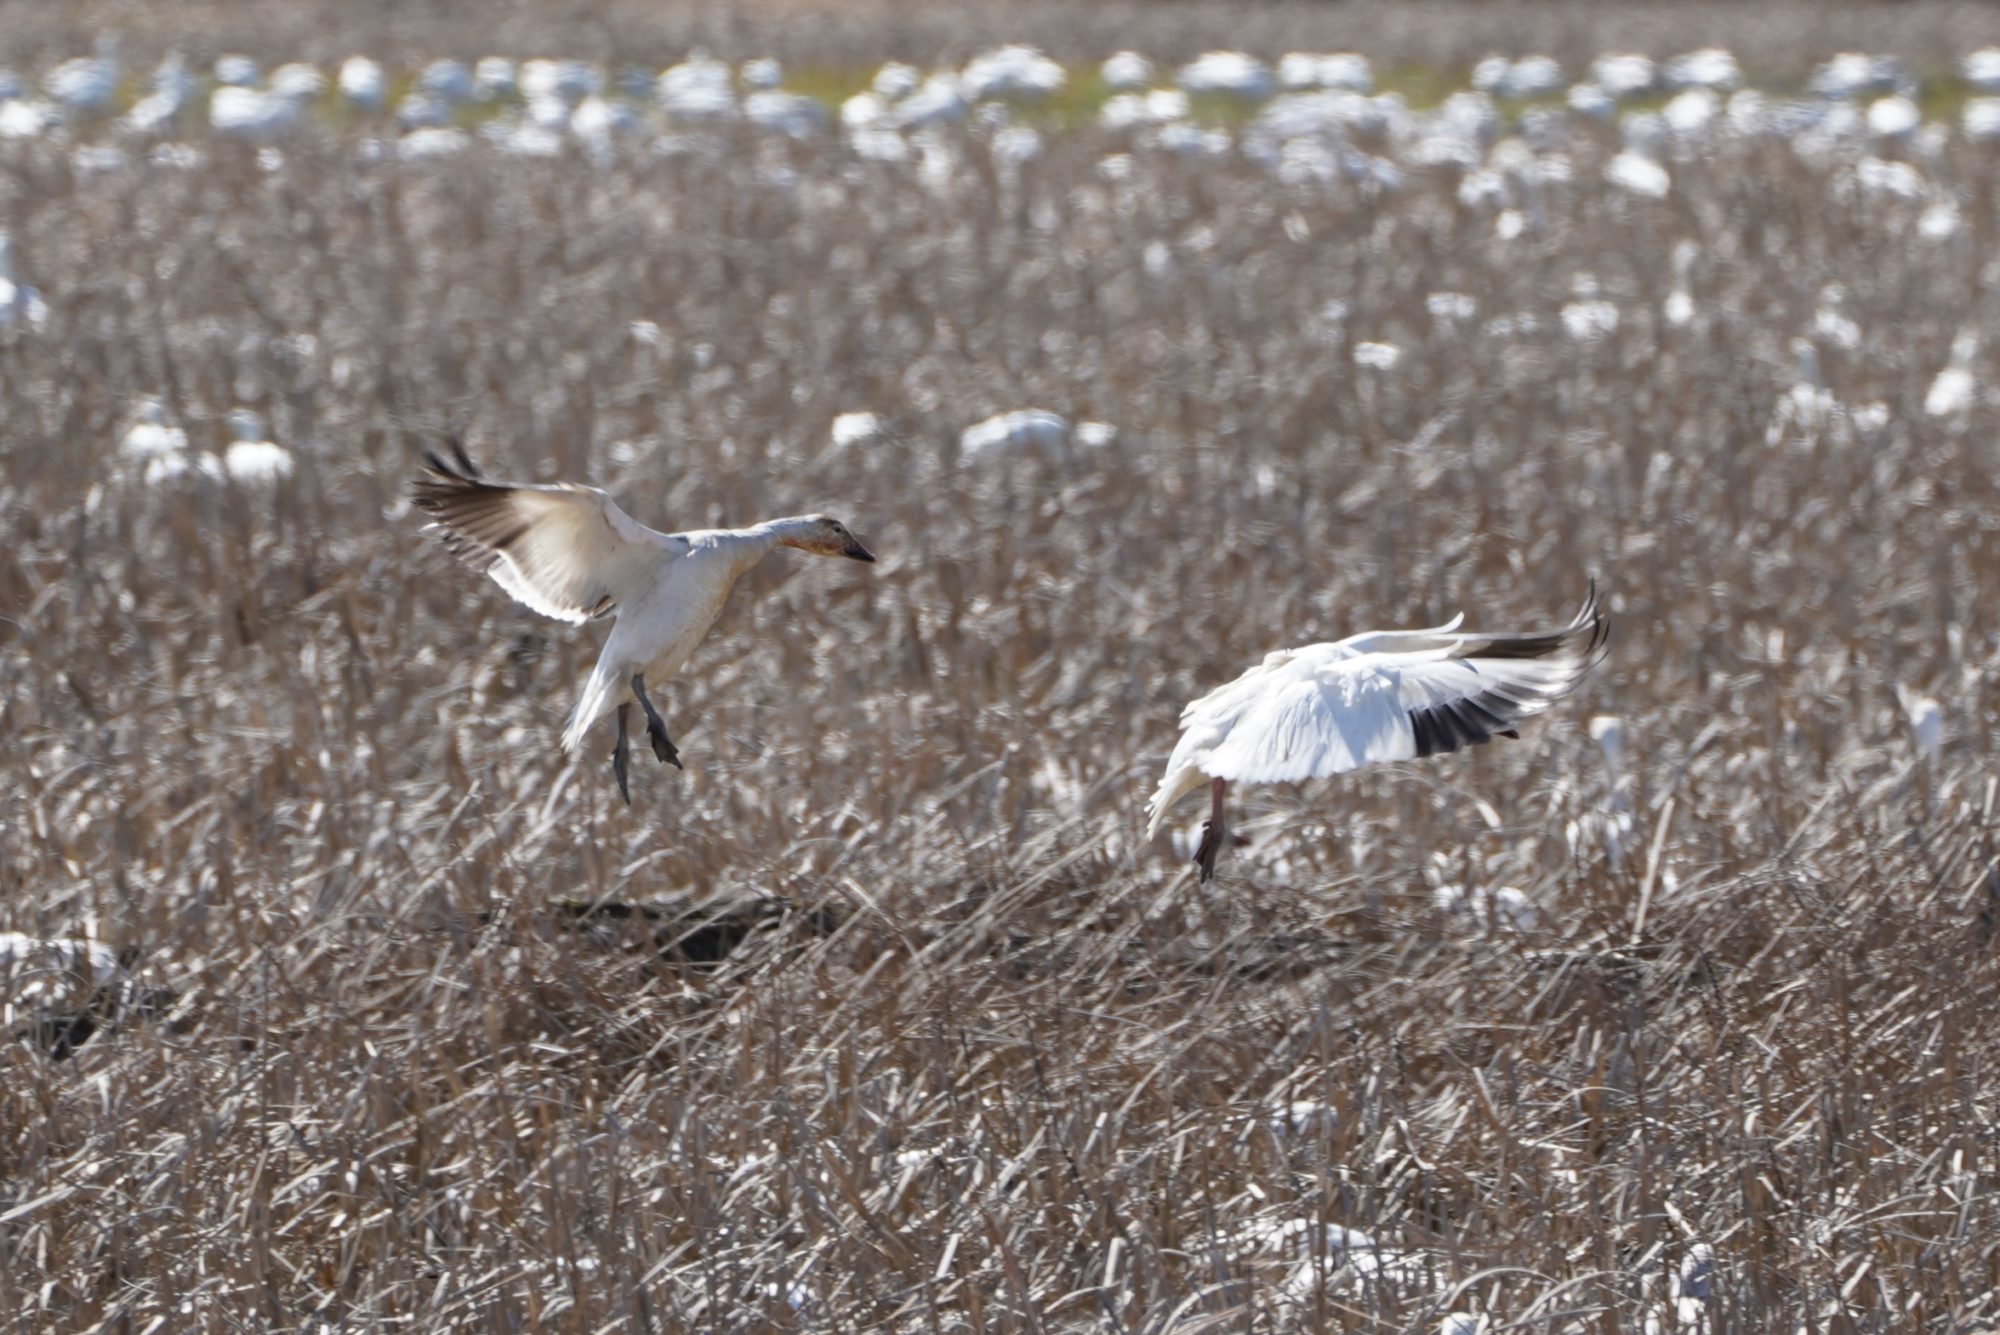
[412, 442, 875, 803]
[1148, 586, 1608, 881]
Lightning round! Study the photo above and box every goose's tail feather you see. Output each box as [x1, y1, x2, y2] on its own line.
[560, 662, 624, 755]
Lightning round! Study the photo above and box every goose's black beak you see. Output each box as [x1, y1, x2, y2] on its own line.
[844, 539, 876, 563]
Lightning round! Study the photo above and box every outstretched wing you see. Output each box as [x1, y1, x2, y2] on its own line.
[1201, 588, 1608, 782]
[410, 443, 676, 624]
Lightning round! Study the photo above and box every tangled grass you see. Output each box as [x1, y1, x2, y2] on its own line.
[4, 2, 2000, 1330]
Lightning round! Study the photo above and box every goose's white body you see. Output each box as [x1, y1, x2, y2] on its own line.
[413, 452, 873, 759]
[1147, 589, 1607, 848]
[554, 519, 802, 753]
[119, 397, 188, 461]
[0, 932, 122, 1007]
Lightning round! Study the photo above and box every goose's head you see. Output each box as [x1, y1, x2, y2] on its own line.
[781, 514, 876, 563]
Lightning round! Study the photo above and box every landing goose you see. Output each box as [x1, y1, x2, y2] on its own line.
[1147, 586, 1608, 881]
[412, 442, 875, 802]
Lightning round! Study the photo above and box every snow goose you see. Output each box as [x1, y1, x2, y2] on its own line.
[1, 932, 173, 1059]
[1148, 587, 1608, 881]
[1925, 329, 1979, 419]
[222, 408, 294, 481]
[339, 56, 387, 111]
[119, 396, 188, 465]
[412, 443, 876, 803]
[0, 231, 47, 332]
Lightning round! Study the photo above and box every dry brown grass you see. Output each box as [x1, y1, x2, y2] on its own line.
[4, 4, 2000, 1331]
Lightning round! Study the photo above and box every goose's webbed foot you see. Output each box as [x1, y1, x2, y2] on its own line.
[1191, 777, 1232, 883]
[630, 673, 683, 770]
[1193, 820, 1225, 884]
[610, 702, 634, 806]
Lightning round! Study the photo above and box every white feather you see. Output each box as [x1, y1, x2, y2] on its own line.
[1148, 592, 1604, 840]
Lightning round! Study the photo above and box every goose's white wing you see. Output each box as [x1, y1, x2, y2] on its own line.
[1147, 588, 1606, 836]
[412, 452, 676, 623]
[1174, 610, 1471, 728]
[1203, 647, 1585, 782]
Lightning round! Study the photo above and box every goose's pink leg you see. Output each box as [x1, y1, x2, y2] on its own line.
[1193, 778, 1229, 883]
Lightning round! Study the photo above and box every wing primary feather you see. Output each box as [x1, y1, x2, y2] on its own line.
[445, 432, 480, 479]
[1409, 708, 1452, 758]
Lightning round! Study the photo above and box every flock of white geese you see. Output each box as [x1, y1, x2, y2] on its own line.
[411, 445, 1608, 882]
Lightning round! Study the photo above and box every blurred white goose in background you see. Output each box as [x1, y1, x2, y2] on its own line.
[214, 54, 262, 88]
[870, 62, 921, 102]
[119, 397, 188, 465]
[739, 58, 783, 91]
[123, 53, 199, 134]
[212, 83, 302, 139]
[1176, 51, 1274, 101]
[1148, 587, 1608, 881]
[743, 91, 825, 139]
[1274, 51, 1376, 95]
[1662, 88, 1720, 138]
[1767, 339, 1839, 444]
[1591, 53, 1657, 102]
[339, 56, 387, 111]
[44, 38, 119, 115]
[1964, 98, 2000, 143]
[0, 231, 47, 332]
[418, 59, 475, 106]
[1925, 330, 1979, 418]
[521, 58, 601, 107]
[1561, 275, 1620, 341]
[1567, 82, 1616, 121]
[222, 409, 294, 482]
[1664, 48, 1742, 92]
[961, 46, 1065, 102]
[1606, 114, 1671, 199]
[412, 443, 877, 804]
[1100, 52, 1154, 91]
[270, 63, 329, 103]
[1472, 55, 1562, 100]
[1662, 239, 1701, 328]
[828, 411, 884, 452]
[1812, 284, 1861, 351]
[1895, 684, 1944, 764]
[1811, 52, 1903, 101]
[473, 57, 518, 101]
[655, 52, 735, 122]
[958, 409, 1071, 463]
[1353, 340, 1402, 370]
[1566, 713, 1637, 862]
[1966, 48, 2000, 92]
[1866, 93, 1921, 143]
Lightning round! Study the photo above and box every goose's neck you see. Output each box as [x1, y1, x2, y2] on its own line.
[704, 515, 821, 576]
[744, 515, 825, 550]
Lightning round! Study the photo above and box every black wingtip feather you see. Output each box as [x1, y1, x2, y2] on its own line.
[1404, 583, 1609, 760]
[443, 431, 480, 480]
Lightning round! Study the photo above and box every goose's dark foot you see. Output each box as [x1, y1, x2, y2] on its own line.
[630, 672, 683, 769]
[1193, 819, 1225, 884]
[1191, 776, 1232, 883]
[611, 702, 634, 806]
[648, 721, 682, 770]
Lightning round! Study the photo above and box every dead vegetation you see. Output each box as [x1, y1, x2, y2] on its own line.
[3, 2, 2000, 1330]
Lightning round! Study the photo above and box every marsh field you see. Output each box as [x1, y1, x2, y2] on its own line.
[5, 1, 2000, 1329]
